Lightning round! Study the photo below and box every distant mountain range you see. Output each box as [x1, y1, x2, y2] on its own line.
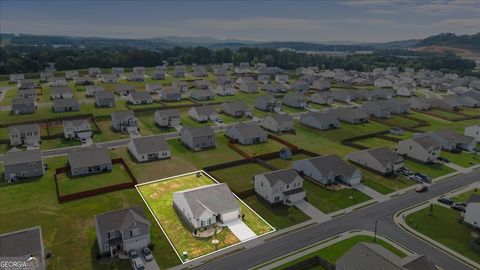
[1, 32, 479, 53]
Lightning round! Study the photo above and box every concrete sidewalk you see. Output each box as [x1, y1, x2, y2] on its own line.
[294, 200, 331, 222]
[354, 183, 389, 202]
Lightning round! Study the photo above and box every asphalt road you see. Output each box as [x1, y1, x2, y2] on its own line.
[195, 170, 480, 270]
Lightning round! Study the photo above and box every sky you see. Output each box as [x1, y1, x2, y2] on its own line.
[1, 0, 479, 43]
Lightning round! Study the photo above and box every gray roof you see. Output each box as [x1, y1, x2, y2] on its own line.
[155, 109, 179, 117]
[112, 110, 135, 120]
[130, 92, 152, 101]
[50, 87, 72, 96]
[9, 123, 39, 134]
[337, 242, 403, 270]
[53, 98, 78, 108]
[436, 129, 476, 146]
[350, 147, 403, 167]
[230, 123, 266, 138]
[221, 101, 250, 112]
[68, 145, 111, 170]
[12, 97, 35, 105]
[174, 183, 239, 218]
[182, 126, 215, 137]
[400, 255, 437, 270]
[131, 136, 170, 154]
[268, 113, 292, 123]
[333, 108, 368, 120]
[305, 154, 357, 177]
[95, 205, 150, 234]
[261, 169, 301, 186]
[63, 119, 91, 128]
[192, 106, 217, 116]
[0, 226, 44, 261]
[96, 91, 114, 99]
[3, 148, 42, 166]
[114, 84, 135, 92]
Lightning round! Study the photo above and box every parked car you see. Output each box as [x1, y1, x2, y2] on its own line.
[415, 185, 428, 193]
[455, 202, 467, 207]
[131, 257, 145, 270]
[129, 250, 139, 259]
[437, 157, 450, 163]
[143, 248, 153, 261]
[437, 197, 454, 206]
[414, 173, 431, 182]
[399, 167, 413, 176]
[411, 175, 424, 183]
[451, 204, 466, 212]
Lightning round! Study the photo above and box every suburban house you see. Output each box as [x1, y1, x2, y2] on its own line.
[216, 84, 236, 96]
[128, 136, 171, 162]
[347, 147, 405, 175]
[188, 106, 219, 122]
[95, 92, 115, 108]
[180, 126, 216, 151]
[133, 66, 145, 74]
[290, 80, 310, 93]
[127, 92, 153, 105]
[159, 88, 182, 101]
[63, 119, 92, 141]
[385, 99, 411, 114]
[74, 76, 95, 85]
[145, 83, 162, 93]
[396, 136, 442, 163]
[257, 74, 271, 84]
[173, 81, 189, 92]
[226, 123, 268, 145]
[362, 101, 392, 118]
[193, 80, 212, 90]
[464, 194, 480, 229]
[312, 79, 331, 91]
[65, 70, 80, 79]
[111, 67, 124, 76]
[101, 74, 118, 83]
[8, 124, 41, 147]
[0, 226, 46, 270]
[374, 78, 393, 88]
[86, 85, 104, 97]
[219, 101, 252, 117]
[435, 129, 477, 152]
[173, 65, 186, 78]
[299, 111, 340, 130]
[3, 148, 44, 182]
[336, 242, 437, 270]
[111, 110, 139, 133]
[40, 71, 53, 82]
[67, 145, 112, 177]
[213, 66, 227, 76]
[465, 125, 480, 142]
[217, 75, 232, 86]
[52, 98, 80, 112]
[11, 97, 37, 114]
[263, 83, 287, 93]
[126, 73, 144, 82]
[332, 108, 369, 124]
[275, 74, 289, 83]
[408, 97, 431, 111]
[255, 95, 281, 112]
[48, 76, 67, 87]
[155, 109, 180, 127]
[88, 67, 102, 77]
[18, 79, 35, 89]
[253, 169, 306, 205]
[173, 183, 241, 230]
[310, 92, 333, 105]
[428, 97, 461, 111]
[9, 73, 24, 83]
[95, 206, 151, 257]
[114, 84, 136, 96]
[17, 88, 37, 99]
[262, 114, 294, 133]
[239, 81, 259, 93]
[151, 69, 166, 80]
[283, 93, 307, 108]
[192, 65, 208, 77]
[293, 155, 362, 186]
[189, 89, 215, 101]
[50, 86, 73, 99]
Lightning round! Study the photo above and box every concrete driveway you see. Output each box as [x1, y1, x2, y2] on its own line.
[353, 183, 389, 202]
[294, 200, 331, 222]
[224, 220, 257, 241]
[144, 257, 160, 270]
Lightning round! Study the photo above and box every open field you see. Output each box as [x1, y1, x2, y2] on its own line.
[136, 172, 273, 261]
[406, 205, 480, 263]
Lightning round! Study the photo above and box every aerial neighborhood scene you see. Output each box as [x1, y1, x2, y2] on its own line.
[1, 1, 480, 270]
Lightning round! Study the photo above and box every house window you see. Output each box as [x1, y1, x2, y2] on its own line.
[130, 228, 141, 237]
[261, 182, 263, 187]
[107, 231, 114, 239]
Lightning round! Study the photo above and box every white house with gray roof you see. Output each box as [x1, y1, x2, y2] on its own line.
[9, 124, 41, 146]
[255, 95, 281, 112]
[86, 85, 104, 97]
[407, 97, 431, 111]
[151, 69, 165, 80]
[159, 88, 182, 101]
[145, 83, 162, 93]
[293, 155, 362, 186]
[95, 206, 151, 257]
[180, 126, 216, 151]
[155, 109, 180, 127]
[111, 110, 138, 133]
[312, 79, 331, 91]
[114, 84, 136, 96]
[126, 73, 144, 82]
[3, 148, 44, 182]
[464, 194, 480, 229]
[11, 97, 37, 114]
[65, 70, 79, 80]
[0, 226, 46, 270]
[17, 88, 36, 99]
[88, 67, 102, 77]
[290, 80, 310, 93]
[173, 65, 186, 78]
[127, 92, 153, 105]
[52, 98, 79, 112]
[173, 183, 241, 230]
[189, 89, 215, 101]
[362, 101, 392, 118]
[310, 92, 333, 105]
[283, 93, 307, 108]
[435, 129, 476, 152]
[254, 169, 306, 205]
[465, 125, 480, 142]
[63, 119, 92, 141]
[262, 114, 294, 133]
[128, 136, 171, 162]
[50, 87, 73, 99]
[347, 147, 405, 175]
[396, 136, 442, 163]
[219, 101, 252, 117]
[188, 106, 219, 122]
[332, 108, 369, 124]
[9, 73, 24, 83]
[101, 74, 118, 83]
[68, 145, 112, 177]
[74, 76, 94, 86]
[48, 76, 67, 87]
[216, 84, 236, 96]
[226, 124, 267, 145]
[95, 91, 115, 108]
[18, 79, 35, 89]
[300, 111, 340, 130]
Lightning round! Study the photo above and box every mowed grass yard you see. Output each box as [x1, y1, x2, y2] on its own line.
[404, 159, 455, 179]
[355, 137, 397, 149]
[209, 162, 271, 193]
[451, 188, 480, 203]
[303, 181, 371, 214]
[56, 163, 133, 196]
[137, 173, 273, 260]
[406, 205, 480, 263]
[361, 169, 416, 195]
[264, 153, 316, 169]
[381, 115, 421, 128]
[440, 151, 480, 168]
[272, 235, 407, 270]
[0, 157, 181, 270]
[235, 139, 287, 157]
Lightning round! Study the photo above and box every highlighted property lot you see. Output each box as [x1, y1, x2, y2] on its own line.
[136, 171, 275, 263]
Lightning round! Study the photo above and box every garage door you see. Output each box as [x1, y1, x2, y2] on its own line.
[220, 210, 240, 223]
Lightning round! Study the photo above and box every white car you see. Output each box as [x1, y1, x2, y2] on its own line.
[143, 247, 153, 261]
[131, 257, 145, 270]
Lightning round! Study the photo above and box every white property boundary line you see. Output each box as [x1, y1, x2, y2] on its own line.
[135, 170, 276, 264]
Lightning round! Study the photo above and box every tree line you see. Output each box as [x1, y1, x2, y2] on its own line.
[0, 45, 476, 75]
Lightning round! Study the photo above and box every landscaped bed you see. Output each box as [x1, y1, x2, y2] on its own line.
[406, 205, 480, 263]
[136, 172, 274, 262]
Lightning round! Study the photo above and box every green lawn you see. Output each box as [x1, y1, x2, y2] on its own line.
[272, 235, 407, 270]
[242, 195, 310, 229]
[0, 157, 180, 270]
[236, 139, 286, 157]
[264, 153, 316, 169]
[56, 163, 133, 195]
[404, 159, 455, 179]
[406, 205, 480, 263]
[40, 138, 82, 150]
[382, 116, 420, 128]
[440, 151, 480, 168]
[361, 169, 416, 195]
[427, 109, 463, 120]
[209, 163, 271, 193]
[355, 137, 397, 149]
[451, 188, 480, 203]
[303, 181, 372, 214]
[137, 173, 273, 260]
